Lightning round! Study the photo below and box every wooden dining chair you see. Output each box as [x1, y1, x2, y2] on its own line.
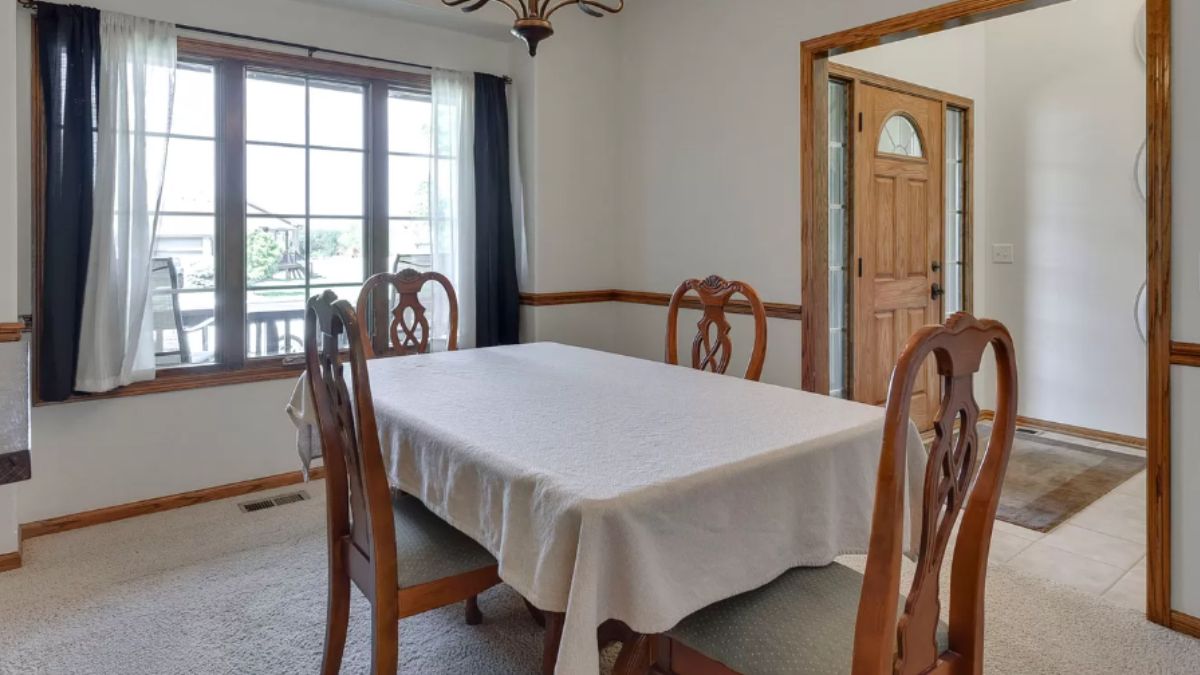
[355, 268, 460, 358]
[305, 290, 500, 675]
[665, 275, 768, 381]
[648, 312, 1019, 675]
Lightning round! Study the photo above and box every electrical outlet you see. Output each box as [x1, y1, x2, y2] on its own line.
[992, 244, 1015, 264]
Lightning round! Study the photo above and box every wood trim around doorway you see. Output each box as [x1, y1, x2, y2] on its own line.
[799, 0, 1173, 627]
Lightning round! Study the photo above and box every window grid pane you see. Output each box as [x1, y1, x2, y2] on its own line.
[878, 114, 924, 158]
[944, 107, 967, 317]
[387, 88, 435, 273]
[152, 61, 217, 369]
[828, 79, 851, 398]
[245, 69, 368, 357]
[152, 59, 434, 369]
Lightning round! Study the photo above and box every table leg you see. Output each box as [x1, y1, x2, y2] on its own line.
[612, 634, 653, 675]
[525, 598, 547, 628]
[542, 611, 565, 675]
[541, 613, 652, 675]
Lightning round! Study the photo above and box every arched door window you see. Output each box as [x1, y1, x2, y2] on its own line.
[877, 114, 924, 158]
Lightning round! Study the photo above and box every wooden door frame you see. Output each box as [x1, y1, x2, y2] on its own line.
[799, 0, 1174, 627]
[829, 63, 976, 403]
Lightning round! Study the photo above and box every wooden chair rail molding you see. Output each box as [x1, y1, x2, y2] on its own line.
[0, 323, 22, 343]
[1170, 341, 1200, 367]
[519, 290, 803, 321]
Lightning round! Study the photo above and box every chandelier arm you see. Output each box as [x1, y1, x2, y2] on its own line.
[545, 0, 623, 19]
[541, 0, 574, 18]
[442, 0, 522, 20]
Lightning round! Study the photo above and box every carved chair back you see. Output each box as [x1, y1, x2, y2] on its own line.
[852, 312, 1018, 675]
[305, 290, 398, 601]
[665, 275, 768, 381]
[356, 269, 459, 358]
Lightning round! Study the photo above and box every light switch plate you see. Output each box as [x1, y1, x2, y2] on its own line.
[992, 244, 1015, 264]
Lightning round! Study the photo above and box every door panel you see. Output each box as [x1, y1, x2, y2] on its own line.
[851, 83, 944, 429]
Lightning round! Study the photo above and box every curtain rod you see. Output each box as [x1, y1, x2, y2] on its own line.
[16, 0, 513, 84]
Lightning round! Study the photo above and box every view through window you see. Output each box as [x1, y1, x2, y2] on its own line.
[148, 53, 434, 369]
[151, 62, 218, 367]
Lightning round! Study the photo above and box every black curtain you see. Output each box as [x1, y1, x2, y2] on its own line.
[36, 4, 100, 401]
[473, 74, 521, 347]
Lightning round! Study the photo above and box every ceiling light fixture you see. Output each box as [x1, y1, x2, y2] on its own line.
[442, 0, 624, 57]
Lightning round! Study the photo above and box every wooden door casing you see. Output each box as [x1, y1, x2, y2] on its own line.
[852, 83, 944, 429]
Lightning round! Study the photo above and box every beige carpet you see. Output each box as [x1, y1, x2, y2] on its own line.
[0, 483, 1197, 675]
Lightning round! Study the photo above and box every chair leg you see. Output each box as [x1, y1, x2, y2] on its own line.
[320, 567, 351, 675]
[369, 604, 399, 675]
[465, 595, 483, 625]
[524, 598, 547, 627]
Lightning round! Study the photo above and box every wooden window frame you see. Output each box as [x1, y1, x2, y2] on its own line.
[800, 0, 1174, 629]
[30, 37, 432, 405]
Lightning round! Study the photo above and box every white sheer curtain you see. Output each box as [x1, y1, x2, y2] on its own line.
[430, 69, 476, 349]
[75, 13, 176, 392]
[507, 82, 529, 287]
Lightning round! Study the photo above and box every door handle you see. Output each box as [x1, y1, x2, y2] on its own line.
[931, 283, 945, 300]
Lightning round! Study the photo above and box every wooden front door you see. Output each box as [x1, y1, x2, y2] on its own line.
[851, 83, 944, 429]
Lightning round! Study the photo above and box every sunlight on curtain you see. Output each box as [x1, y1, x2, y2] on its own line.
[75, 12, 177, 392]
[430, 69, 476, 349]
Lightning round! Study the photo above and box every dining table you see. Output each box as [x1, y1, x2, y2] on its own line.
[290, 342, 926, 674]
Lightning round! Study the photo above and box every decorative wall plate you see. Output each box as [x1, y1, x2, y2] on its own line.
[1135, 4, 1147, 64]
[1136, 138, 1148, 203]
[1135, 280, 1149, 344]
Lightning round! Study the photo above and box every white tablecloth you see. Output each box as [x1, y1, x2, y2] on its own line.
[290, 343, 925, 674]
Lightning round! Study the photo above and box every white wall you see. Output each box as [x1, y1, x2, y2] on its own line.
[832, 0, 1147, 437]
[23, 380, 298, 523]
[521, 18, 622, 295]
[511, 16, 626, 353]
[983, 0, 1146, 437]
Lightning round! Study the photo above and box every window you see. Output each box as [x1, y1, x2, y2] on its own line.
[877, 114, 923, 158]
[151, 62, 218, 367]
[98, 43, 433, 389]
[244, 72, 367, 358]
[387, 90, 434, 272]
[828, 78, 851, 399]
[944, 106, 968, 316]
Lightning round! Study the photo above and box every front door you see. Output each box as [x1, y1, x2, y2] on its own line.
[851, 83, 944, 429]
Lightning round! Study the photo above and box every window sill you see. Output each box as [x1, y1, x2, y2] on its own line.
[34, 360, 305, 407]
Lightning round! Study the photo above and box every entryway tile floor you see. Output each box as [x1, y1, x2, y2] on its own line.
[985, 431, 1147, 611]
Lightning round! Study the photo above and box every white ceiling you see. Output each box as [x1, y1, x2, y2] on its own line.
[292, 0, 516, 40]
